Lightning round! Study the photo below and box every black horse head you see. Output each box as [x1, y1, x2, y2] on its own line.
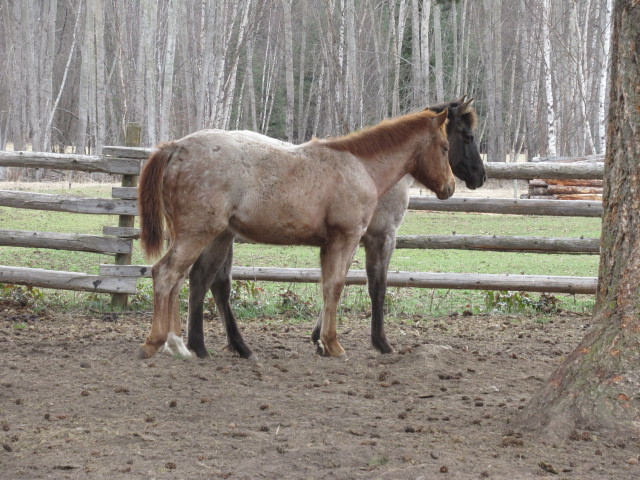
[429, 95, 486, 190]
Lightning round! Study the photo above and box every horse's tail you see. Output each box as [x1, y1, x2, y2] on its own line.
[138, 142, 179, 259]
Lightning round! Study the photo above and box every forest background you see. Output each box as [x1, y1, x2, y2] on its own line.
[0, 0, 613, 178]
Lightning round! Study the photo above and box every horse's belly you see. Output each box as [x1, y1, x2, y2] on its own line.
[229, 211, 326, 246]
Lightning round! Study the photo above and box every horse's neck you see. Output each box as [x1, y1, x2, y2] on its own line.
[363, 143, 419, 199]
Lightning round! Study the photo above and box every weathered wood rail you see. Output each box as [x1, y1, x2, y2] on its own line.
[0, 145, 603, 297]
[100, 265, 598, 295]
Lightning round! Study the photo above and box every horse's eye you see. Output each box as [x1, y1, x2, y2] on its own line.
[465, 133, 474, 144]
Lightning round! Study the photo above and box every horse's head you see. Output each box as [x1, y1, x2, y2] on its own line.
[429, 96, 486, 190]
[413, 108, 456, 200]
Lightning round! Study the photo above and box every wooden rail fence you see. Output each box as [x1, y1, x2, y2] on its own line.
[0, 141, 604, 299]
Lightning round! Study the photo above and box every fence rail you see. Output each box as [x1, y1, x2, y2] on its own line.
[1, 266, 137, 294]
[0, 145, 603, 297]
[0, 230, 131, 255]
[0, 150, 140, 175]
[0, 190, 137, 215]
[99, 264, 598, 295]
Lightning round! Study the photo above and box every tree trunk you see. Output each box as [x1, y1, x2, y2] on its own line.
[481, 0, 505, 162]
[221, 0, 253, 130]
[542, 0, 557, 156]
[159, 0, 177, 142]
[245, 36, 258, 132]
[518, 0, 640, 439]
[76, 1, 93, 153]
[420, 0, 431, 104]
[433, 3, 443, 102]
[282, 0, 295, 141]
[411, 0, 421, 108]
[94, 0, 106, 153]
[597, 0, 613, 154]
[141, 0, 158, 145]
[297, 2, 308, 141]
[391, 0, 407, 116]
[345, 0, 357, 131]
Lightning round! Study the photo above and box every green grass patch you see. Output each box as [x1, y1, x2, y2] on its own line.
[0, 184, 600, 317]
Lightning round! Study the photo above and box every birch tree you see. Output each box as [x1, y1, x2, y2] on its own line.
[541, 0, 557, 156]
[0, 0, 618, 158]
[597, 0, 613, 154]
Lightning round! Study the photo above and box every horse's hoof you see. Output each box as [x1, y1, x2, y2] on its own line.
[136, 344, 155, 360]
[247, 353, 260, 363]
[316, 339, 346, 358]
[372, 340, 395, 355]
[337, 352, 349, 361]
[315, 340, 328, 357]
[187, 342, 210, 359]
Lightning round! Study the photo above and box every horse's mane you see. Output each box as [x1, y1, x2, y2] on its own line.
[320, 109, 446, 159]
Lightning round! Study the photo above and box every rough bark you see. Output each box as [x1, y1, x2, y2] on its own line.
[518, 0, 640, 439]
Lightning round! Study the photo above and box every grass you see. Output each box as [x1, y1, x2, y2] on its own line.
[0, 184, 601, 318]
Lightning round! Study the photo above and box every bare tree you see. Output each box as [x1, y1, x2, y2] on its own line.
[282, 0, 295, 141]
[433, 2, 443, 102]
[0, 0, 616, 159]
[159, 0, 178, 142]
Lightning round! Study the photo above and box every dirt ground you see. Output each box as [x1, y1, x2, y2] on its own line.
[1, 301, 639, 480]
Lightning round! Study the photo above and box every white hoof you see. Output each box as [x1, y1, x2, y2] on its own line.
[166, 332, 192, 358]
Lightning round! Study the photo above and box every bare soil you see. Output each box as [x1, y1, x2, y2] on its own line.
[1, 302, 638, 479]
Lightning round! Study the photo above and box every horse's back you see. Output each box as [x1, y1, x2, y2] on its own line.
[164, 129, 375, 246]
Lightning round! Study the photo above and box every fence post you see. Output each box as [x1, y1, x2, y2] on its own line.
[111, 122, 142, 308]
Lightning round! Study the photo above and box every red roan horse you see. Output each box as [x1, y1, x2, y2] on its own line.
[185, 96, 484, 360]
[138, 107, 454, 359]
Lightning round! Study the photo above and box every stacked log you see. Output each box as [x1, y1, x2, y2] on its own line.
[523, 155, 604, 200]
[527, 178, 604, 200]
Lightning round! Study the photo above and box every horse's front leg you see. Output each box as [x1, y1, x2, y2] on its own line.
[316, 235, 361, 358]
[362, 230, 397, 354]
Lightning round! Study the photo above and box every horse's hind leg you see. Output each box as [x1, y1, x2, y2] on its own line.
[138, 234, 214, 359]
[210, 245, 256, 360]
[187, 234, 254, 360]
[187, 234, 234, 358]
[163, 275, 191, 357]
[362, 230, 397, 354]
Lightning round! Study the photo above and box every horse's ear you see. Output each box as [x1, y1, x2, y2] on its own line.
[455, 94, 467, 105]
[458, 98, 475, 114]
[432, 108, 448, 129]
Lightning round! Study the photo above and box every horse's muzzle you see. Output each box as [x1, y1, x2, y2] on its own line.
[436, 179, 456, 200]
